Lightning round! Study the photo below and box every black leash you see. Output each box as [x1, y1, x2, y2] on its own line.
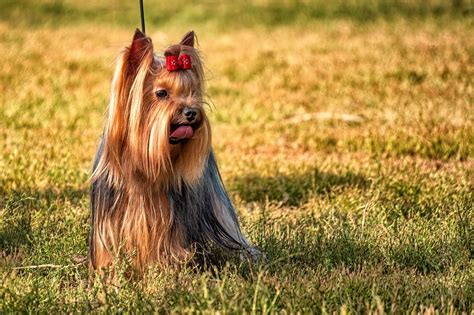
[139, 0, 146, 33]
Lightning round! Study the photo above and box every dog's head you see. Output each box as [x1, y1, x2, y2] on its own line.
[99, 29, 211, 187]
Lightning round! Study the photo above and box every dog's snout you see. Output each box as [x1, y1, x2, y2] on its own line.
[183, 108, 198, 122]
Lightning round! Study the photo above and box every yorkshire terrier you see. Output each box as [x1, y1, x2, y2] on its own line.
[89, 29, 257, 274]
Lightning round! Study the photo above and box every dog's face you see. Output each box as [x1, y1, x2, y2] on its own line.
[101, 30, 211, 186]
[153, 40, 206, 147]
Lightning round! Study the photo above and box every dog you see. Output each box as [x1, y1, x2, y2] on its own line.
[89, 29, 257, 274]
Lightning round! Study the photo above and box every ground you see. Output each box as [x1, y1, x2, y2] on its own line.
[0, 0, 473, 313]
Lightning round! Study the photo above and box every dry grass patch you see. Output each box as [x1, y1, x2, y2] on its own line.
[1, 0, 473, 312]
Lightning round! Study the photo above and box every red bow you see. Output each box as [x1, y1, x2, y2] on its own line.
[166, 54, 192, 71]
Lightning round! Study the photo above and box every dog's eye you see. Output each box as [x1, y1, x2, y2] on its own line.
[155, 89, 168, 99]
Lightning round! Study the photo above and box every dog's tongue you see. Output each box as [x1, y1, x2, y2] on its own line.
[170, 126, 194, 139]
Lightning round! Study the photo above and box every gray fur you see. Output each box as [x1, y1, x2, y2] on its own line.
[89, 139, 254, 267]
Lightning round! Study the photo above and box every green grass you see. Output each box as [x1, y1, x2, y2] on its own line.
[0, 0, 473, 313]
[0, 0, 470, 29]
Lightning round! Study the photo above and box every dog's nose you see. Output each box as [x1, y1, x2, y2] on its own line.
[183, 108, 197, 122]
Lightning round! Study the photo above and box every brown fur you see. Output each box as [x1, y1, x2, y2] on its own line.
[90, 30, 213, 273]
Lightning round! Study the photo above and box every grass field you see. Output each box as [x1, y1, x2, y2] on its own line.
[0, 0, 473, 313]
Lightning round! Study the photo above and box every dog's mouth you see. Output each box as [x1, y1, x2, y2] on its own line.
[169, 123, 200, 144]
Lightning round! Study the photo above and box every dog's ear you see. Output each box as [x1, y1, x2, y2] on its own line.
[180, 31, 195, 47]
[128, 28, 153, 72]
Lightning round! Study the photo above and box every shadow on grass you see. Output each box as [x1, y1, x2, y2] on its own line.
[0, 186, 88, 253]
[249, 213, 379, 271]
[247, 211, 469, 276]
[230, 168, 369, 206]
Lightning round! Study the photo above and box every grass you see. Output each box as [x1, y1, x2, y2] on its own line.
[0, 0, 473, 313]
